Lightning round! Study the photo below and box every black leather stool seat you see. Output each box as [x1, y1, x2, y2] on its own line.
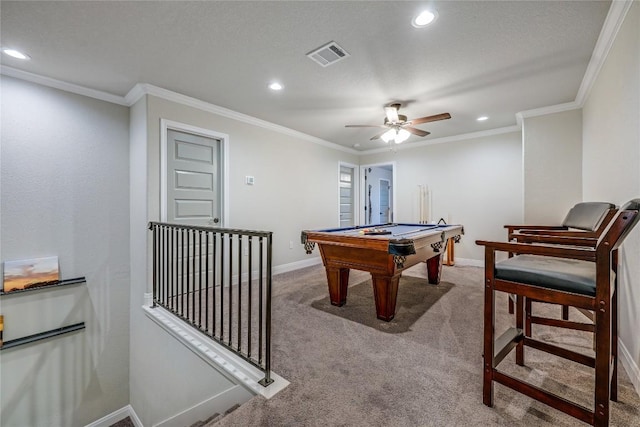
[495, 254, 614, 297]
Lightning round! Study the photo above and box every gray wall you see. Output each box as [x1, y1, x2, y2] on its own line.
[0, 76, 130, 426]
[144, 95, 360, 266]
[359, 131, 523, 262]
[582, 2, 640, 391]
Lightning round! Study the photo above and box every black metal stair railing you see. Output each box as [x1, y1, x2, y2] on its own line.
[148, 222, 273, 386]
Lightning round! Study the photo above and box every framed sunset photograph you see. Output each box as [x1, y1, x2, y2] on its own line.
[2, 256, 60, 293]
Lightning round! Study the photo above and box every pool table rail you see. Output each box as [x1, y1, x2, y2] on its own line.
[301, 223, 461, 257]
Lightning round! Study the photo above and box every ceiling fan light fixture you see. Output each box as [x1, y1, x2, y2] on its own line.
[346, 105, 449, 143]
[412, 10, 437, 28]
[381, 128, 397, 143]
[395, 129, 411, 144]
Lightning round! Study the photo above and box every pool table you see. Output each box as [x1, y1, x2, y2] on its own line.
[301, 223, 464, 321]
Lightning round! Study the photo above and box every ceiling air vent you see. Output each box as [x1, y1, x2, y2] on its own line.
[306, 41, 350, 67]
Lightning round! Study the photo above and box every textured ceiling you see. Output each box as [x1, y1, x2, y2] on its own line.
[0, 1, 611, 151]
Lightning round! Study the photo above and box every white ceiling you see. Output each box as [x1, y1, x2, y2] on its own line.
[0, 1, 611, 152]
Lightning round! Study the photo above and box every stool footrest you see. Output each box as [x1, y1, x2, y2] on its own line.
[493, 370, 593, 425]
[524, 337, 595, 368]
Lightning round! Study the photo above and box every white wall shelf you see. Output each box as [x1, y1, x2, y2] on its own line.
[0, 276, 87, 351]
[0, 322, 85, 351]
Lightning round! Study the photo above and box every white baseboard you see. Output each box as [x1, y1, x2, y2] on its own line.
[153, 385, 250, 427]
[85, 405, 143, 427]
[224, 256, 321, 286]
[450, 257, 483, 268]
[619, 339, 640, 398]
[273, 256, 322, 275]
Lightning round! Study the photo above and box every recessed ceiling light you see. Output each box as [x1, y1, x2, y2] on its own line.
[268, 82, 283, 91]
[412, 10, 437, 28]
[2, 48, 30, 60]
[477, 116, 489, 121]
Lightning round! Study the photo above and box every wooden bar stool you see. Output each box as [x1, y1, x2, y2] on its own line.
[477, 199, 640, 426]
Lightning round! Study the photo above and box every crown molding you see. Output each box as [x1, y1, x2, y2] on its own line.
[0, 65, 129, 106]
[0, 67, 523, 156]
[575, 0, 634, 107]
[515, 101, 581, 125]
[359, 125, 522, 155]
[126, 83, 359, 155]
[0, 66, 358, 154]
[123, 83, 147, 106]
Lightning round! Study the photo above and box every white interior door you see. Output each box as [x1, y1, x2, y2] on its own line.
[166, 129, 221, 226]
[339, 164, 356, 227]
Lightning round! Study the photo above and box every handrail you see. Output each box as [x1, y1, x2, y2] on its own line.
[149, 221, 272, 237]
[148, 221, 274, 386]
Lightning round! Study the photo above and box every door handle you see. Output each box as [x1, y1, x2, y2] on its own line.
[208, 218, 220, 225]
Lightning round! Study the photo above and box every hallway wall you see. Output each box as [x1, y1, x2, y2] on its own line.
[0, 76, 131, 426]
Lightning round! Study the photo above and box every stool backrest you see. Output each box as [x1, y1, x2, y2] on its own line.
[562, 202, 616, 231]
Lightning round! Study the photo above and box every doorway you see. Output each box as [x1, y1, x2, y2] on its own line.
[360, 163, 395, 225]
[338, 162, 358, 227]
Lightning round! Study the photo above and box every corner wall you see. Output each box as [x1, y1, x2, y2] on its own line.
[521, 109, 583, 223]
[582, 2, 640, 392]
[0, 76, 131, 426]
[129, 93, 252, 427]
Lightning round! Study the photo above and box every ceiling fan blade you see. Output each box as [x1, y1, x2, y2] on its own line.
[409, 112, 451, 125]
[404, 126, 430, 137]
[345, 124, 387, 128]
[385, 106, 399, 123]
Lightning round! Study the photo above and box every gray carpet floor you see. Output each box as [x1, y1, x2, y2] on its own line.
[211, 263, 640, 426]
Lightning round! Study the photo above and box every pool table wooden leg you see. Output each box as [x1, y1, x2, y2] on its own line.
[426, 253, 444, 284]
[326, 267, 349, 306]
[371, 274, 400, 321]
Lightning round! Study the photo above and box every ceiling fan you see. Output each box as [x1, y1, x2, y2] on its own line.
[345, 103, 451, 144]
